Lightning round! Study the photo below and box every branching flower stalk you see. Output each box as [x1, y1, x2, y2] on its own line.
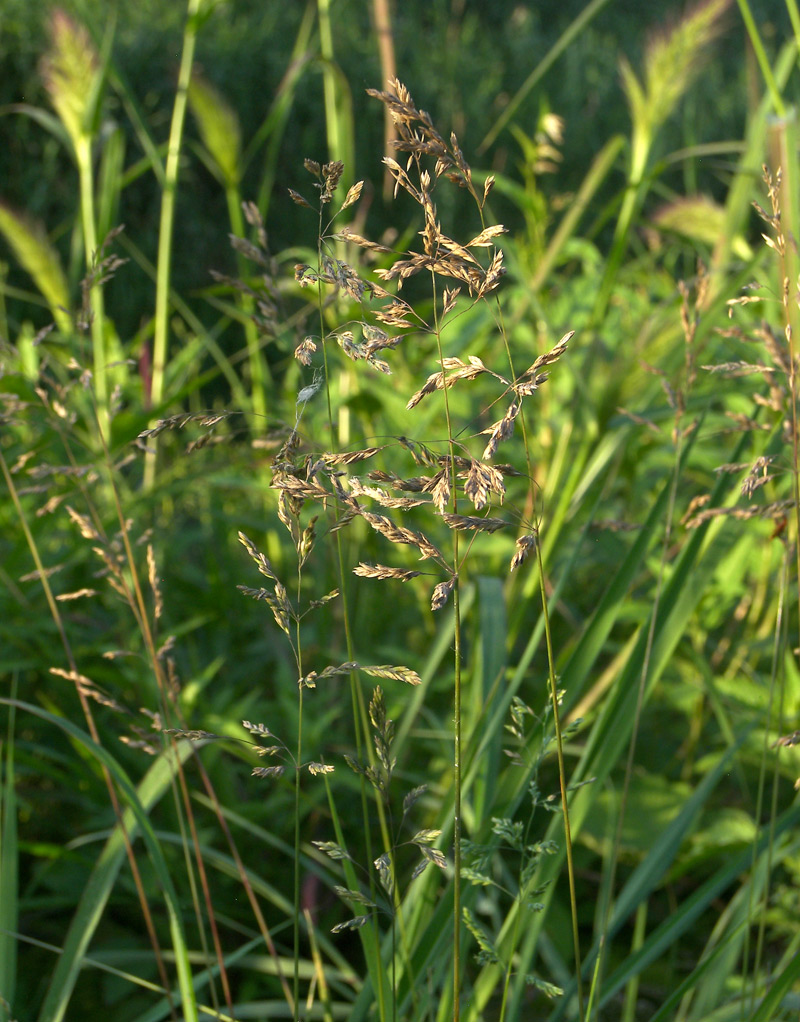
[292, 158, 417, 1015]
[360, 80, 571, 1017]
[279, 80, 572, 1016]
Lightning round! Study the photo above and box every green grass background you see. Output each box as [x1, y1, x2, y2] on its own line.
[2, 1, 800, 1020]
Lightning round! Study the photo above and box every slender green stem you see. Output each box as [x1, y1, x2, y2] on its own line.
[76, 135, 108, 439]
[225, 184, 267, 422]
[534, 530, 584, 1022]
[736, 0, 786, 116]
[145, 0, 203, 488]
[786, 0, 800, 47]
[427, 266, 462, 1021]
[316, 0, 350, 185]
[294, 565, 304, 1022]
[478, 0, 613, 152]
[451, 578, 462, 1020]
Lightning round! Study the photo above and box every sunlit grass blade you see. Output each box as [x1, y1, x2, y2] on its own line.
[553, 734, 747, 1018]
[147, 0, 206, 487]
[595, 802, 800, 1018]
[470, 576, 506, 827]
[0, 204, 72, 335]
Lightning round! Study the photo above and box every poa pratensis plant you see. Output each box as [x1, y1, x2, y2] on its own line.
[220, 81, 579, 1021]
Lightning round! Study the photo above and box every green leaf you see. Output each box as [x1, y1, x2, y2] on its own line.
[373, 852, 393, 896]
[187, 71, 241, 187]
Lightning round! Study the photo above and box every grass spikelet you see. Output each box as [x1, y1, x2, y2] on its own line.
[348, 481, 430, 509]
[353, 563, 423, 581]
[439, 512, 507, 533]
[463, 460, 506, 511]
[237, 531, 277, 580]
[361, 665, 421, 686]
[431, 576, 456, 611]
[482, 402, 520, 460]
[146, 544, 163, 620]
[424, 468, 451, 512]
[510, 534, 537, 571]
[359, 509, 447, 563]
[322, 446, 387, 466]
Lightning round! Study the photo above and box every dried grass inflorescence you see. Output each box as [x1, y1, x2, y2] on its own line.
[264, 81, 570, 616]
[230, 81, 571, 828]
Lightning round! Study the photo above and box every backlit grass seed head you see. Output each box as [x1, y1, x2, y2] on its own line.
[0, 204, 71, 333]
[620, 0, 730, 173]
[40, 9, 100, 150]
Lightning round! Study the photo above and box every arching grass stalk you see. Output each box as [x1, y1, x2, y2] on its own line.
[533, 528, 584, 1022]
